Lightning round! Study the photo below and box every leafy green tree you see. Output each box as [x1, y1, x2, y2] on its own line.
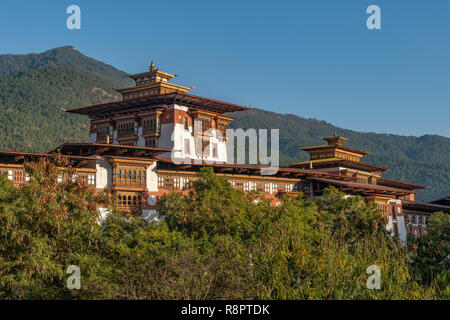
[158, 168, 441, 299]
[0, 164, 445, 300]
[409, 212, 449, 298]
[0, 154, 112, 299]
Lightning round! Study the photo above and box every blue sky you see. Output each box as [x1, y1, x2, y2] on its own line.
[1, 0, 449, 137]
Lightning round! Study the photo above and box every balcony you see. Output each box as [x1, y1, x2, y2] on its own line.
[116, 192, 143, 214]
[117, 131, 137, 140]
[142, 127, 160, 137]
[142, 117, 160, 137]
[112, 168, 147, 190]
[96, 132, 110, 144]
[0, 165, 96, 187]
[0, 165, 26, 186]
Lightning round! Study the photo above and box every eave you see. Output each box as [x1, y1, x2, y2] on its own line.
[308, 177, 414, 196]
[291, 159, 388, 173]
[65, 92, 249, 118]
[53, 143, 172, 158]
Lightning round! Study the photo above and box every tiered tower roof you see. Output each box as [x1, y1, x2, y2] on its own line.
[66, 61, 248, 119]
[291, 132, 387, 173]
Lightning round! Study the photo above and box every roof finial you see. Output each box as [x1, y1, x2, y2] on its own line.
[150, 60, 155, 72]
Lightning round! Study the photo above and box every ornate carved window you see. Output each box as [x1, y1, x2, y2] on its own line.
[201, 118, 212, 132]
[117, 121, 136, 139]
[116, 192, 142, 214]
[157, 171, 198, 191]
[233, 181, 244, 190]
[145, 137, 158, 148]
[293, 182, 311, 193]
[142, 116, 160, 136]
[96, 124, 110, 143]
[112, 167, 146, 188]
[0, 166, 26, 185]
[110, 160, 150, 189]
[192, 114, 213, 135]
[217, 121, 228, 140]
[119, 140, 136, 146]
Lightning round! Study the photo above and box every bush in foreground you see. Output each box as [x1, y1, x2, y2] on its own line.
[0, 159, 446, 299]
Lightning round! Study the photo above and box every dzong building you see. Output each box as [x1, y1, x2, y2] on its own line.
[0, 61, 448, 243]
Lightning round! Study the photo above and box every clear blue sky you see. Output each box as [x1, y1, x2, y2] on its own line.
[1, 0, 449, 137]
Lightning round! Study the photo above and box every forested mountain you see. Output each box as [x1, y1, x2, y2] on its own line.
[0, 46, 133, 87]
[0, 46, 448, 201]
[0, 66, 119, 152]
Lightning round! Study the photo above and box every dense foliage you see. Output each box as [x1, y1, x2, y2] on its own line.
[0, 154, 112, 299]
[0, 46, 132, 153]
[0, 159, 447, 300]
[408, 212, 450, 297]
[0, 66, 120, 153]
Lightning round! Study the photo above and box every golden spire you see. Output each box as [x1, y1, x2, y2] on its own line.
[323, 132, 348, 147]
[150, 60, 155, 72]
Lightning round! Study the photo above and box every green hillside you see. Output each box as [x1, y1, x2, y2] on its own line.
[0, 46, 133, 87]
[0, 46, 134, 153]
[0, 47, 448, 202]
[0, 66, 117, 152]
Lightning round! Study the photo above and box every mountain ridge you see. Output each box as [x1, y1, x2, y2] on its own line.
[0, 46, 133, 87]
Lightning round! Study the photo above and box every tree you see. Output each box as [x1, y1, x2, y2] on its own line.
[0, 164, 444, 300]
[0, 154, 112, 299]
[409, 211, 450, 298]
[158, 168, 440, 299]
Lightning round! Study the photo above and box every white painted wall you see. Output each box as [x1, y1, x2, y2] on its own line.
[146, 162, 158, 192]
[95, 158, 111, 189]
[388, 199, 407, 244]
[157, 104, 228, 163]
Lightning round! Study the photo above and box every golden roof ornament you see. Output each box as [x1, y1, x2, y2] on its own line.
[150, 60, 155, 72]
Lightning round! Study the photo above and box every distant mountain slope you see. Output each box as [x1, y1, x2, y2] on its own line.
[230, 108, 450, 201]
[0, 46, 133, 87]
[0, 46, 132, 152]
[0, 47, 448, 202]
[0, 66, 117, 152]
